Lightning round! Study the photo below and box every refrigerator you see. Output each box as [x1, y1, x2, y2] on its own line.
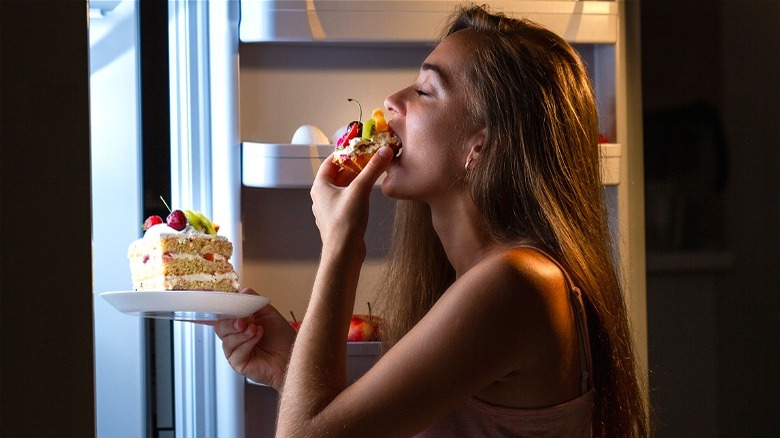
[90, 1, 646, 437]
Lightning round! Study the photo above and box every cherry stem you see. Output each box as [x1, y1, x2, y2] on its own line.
[367, 302, 372, 321]
[160, 196, 173, 213]
[348, 98, 362, 122]
[290, 311, 298, 323]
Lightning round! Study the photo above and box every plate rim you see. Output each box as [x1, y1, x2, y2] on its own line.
[99, 289, 271, 321]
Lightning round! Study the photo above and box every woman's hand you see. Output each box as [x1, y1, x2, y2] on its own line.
[310, 147, 394, 248]
[212, 289, 296, 391]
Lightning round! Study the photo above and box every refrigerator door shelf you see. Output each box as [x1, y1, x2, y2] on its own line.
[600, 143, 621, 186]
[243, 142, 389, 189]
[240, 0, 618, 44]
[242, 142, 620, 188]
[243, 142, 332, 188]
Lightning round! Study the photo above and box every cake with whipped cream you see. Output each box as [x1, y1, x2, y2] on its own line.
[333, 104, 402, 174]
[128, 209, 239, 292]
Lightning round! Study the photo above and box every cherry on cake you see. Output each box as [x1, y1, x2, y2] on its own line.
[128, 209, 239, 292]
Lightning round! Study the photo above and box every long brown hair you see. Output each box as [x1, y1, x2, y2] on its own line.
[374, 4, 648, 437]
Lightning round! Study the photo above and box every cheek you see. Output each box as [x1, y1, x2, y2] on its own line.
[382, 137, 462, 199]
[404, 115, 429, 146]
[400, 124, 467, 182]
[405, 111, 460, 156]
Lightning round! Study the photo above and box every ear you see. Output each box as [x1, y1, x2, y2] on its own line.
[465, 126, 487, 163]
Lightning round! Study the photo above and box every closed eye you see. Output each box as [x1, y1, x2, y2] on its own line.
[416, 89, 430, 97]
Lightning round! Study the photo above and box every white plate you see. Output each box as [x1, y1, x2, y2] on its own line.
[100, 290, 270, 322]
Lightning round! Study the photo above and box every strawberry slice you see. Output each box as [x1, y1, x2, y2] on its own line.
[337, 121, 362, 147]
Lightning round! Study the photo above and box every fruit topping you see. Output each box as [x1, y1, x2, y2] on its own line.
[372, 108, 388, 132]
[166, 209, 187, 231]
[143, 215, 163, 230]
[337, 121, 362, 147]
[156, 196, 220, 236]
[361, 118, 376, 140]
[361, 108, 390, 139]
[184, 210, 218, 236]
[336, 98, 364, 147]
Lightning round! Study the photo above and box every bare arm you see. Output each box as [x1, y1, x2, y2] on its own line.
[276, 147, 389, 435]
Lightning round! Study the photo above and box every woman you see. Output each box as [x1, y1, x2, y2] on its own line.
[216, 5, 649, 437]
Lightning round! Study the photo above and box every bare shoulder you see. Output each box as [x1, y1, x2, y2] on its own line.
[437, 246, 573, 355]
[446, 247, 581, 406]
[460, 246, 568, 302]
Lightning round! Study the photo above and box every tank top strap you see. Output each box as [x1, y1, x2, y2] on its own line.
[569, 286, 593, 394]
[516, 245, 594, 394]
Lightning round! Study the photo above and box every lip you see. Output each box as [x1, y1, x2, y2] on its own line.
[387, 118, 401, 136]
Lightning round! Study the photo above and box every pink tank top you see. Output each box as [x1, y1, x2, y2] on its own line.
[416, 248, 594, 437]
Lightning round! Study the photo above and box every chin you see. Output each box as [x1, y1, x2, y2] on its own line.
[380, 169, 405, 199]
[381, 173, 417, 201]
[380, 173, 399, 198]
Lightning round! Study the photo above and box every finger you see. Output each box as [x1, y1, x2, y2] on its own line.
[320, 155, 358, 188]
[314, 153, 343, 184]
[221, 322, 262, 365]
[239, 287, 259, 296]
[333, 167, 358, 187]
[214, 317, 247, 339]
[224, 335, 260, 376]
[354, 146, 393, 191]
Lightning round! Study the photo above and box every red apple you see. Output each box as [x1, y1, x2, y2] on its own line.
[288, 311, 381, 341]
[348, 315, 380, 342]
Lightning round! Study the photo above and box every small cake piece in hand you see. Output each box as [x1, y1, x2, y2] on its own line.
[332, 99, 402, 174]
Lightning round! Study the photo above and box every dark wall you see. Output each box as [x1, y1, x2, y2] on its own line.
[716, 1, 780, 434]
[642, 1, 780, 435]
[0, 0, 95, 435]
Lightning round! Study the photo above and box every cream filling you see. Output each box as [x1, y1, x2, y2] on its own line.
[143, 224, 198, 238]
[170, 272, 238, 282]
[135, 272, 238, 284]
[138, 252, 229, 263]
[335, 131, 398, 157]
[135, 271, 239, 290]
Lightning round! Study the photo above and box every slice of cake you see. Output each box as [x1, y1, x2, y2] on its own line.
[128, 209, 239, 292]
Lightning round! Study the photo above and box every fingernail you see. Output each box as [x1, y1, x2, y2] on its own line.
[377, 146, 392, 159]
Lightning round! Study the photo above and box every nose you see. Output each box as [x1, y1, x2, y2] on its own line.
[384, 87, 406, 117]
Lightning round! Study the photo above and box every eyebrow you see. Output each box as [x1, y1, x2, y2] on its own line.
[421, 62, 450, 87]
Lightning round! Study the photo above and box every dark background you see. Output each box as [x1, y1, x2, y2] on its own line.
[642, 1, 780, 436]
